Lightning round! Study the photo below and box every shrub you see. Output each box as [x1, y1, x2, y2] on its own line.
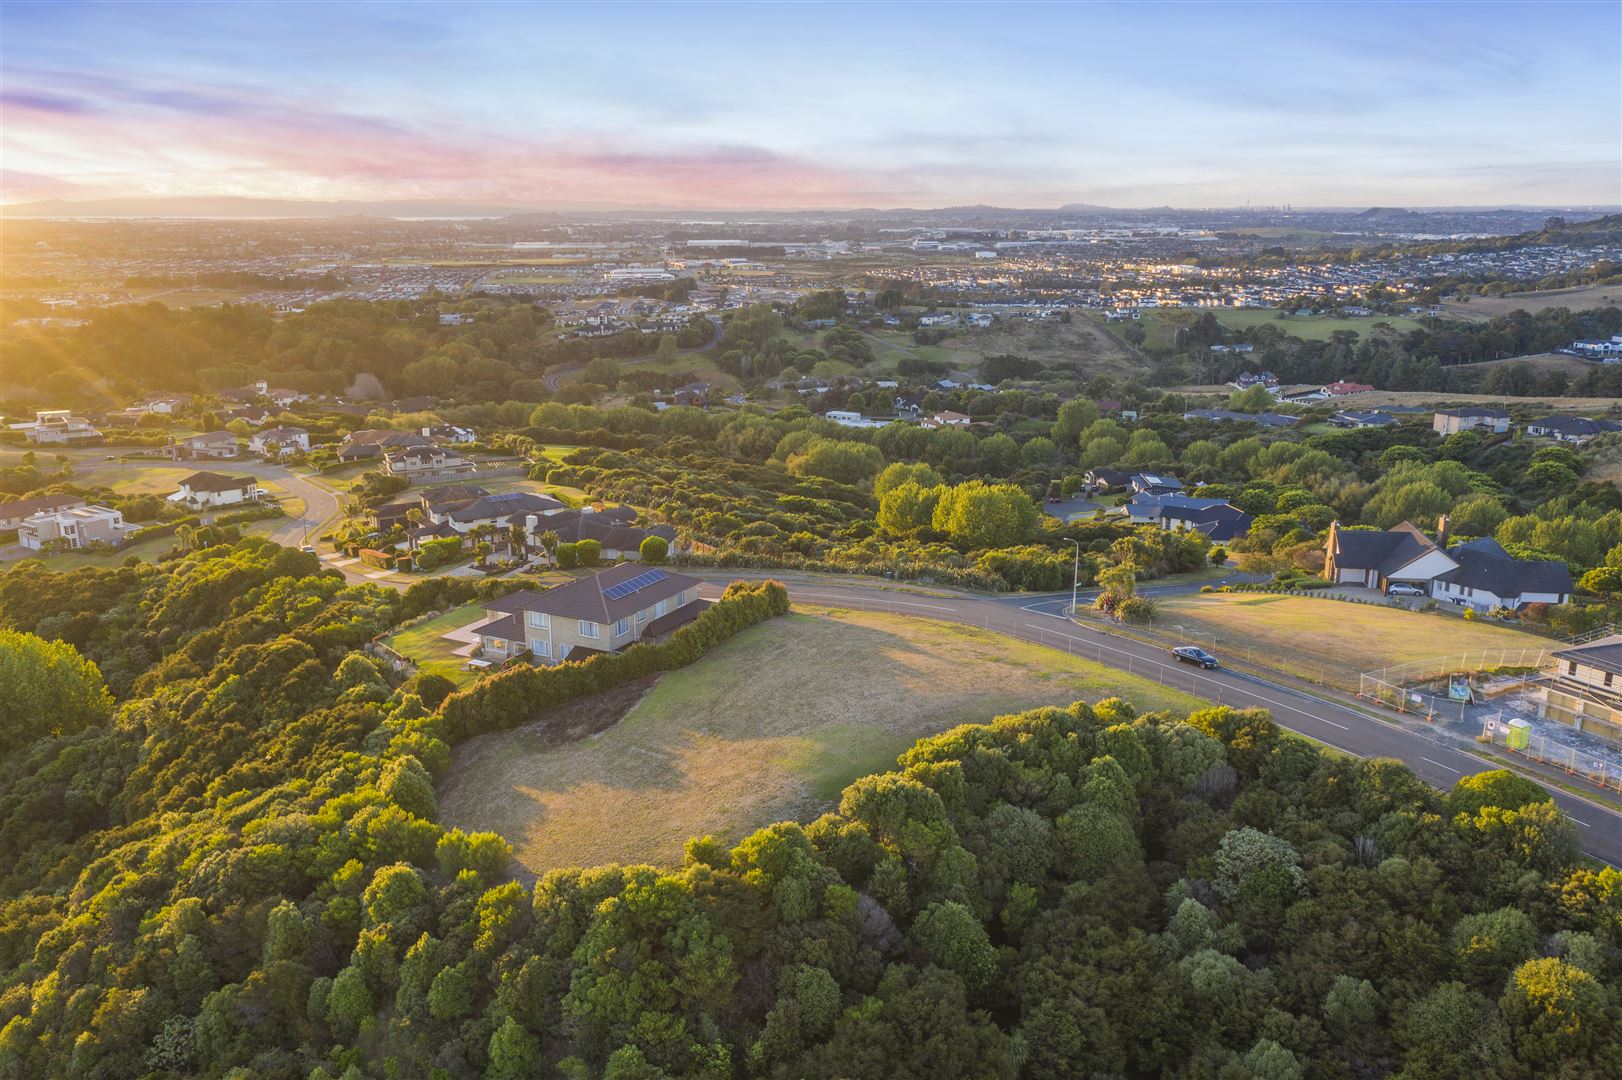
[575, 538, 601, 567]
[555, 542, 579, 569]
[639, 535, 669, 564]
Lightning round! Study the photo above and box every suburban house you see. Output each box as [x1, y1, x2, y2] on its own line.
[1125, 494, 1251, 541]
[11, 409, 102, 444]
[1536, 635, 1622, 747]
[422, 424, 476, 444]
[1228, 371, 1278, 391]
[248, 426, 311, 457]
[168, 471, 265, 510]
[1323, 380, 1376, 397]
[1330, 410, 1399, 429]
[1182, 408, 1298, 429]
[918, 410, 973, 429]
[17, 504, 132, 550]
[172, 431, 241, 460]
[336, 429, 432, 462]
[522, 506, 679, 560]
[1324, 520, 1571, 609]
[0, 494, 86, 531]
[1130, 472, 1185, 496]
[382, 445, 477, 482]
[1567, 334, 1622, 361]
[1522, 415, 1622, 445]
[1433, 408, 1510, 436]
[473, 564, 705, 665]
[431, 490, 564, 531]
[138, 393, 191, 415]
[1429, 537, 1572, 611]
[1084, 467, 1134, 492]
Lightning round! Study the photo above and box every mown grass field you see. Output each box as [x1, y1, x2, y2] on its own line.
[1442, 283, 1622, 321]
[381, 603, 488, 686]
[1156, 592, 1553, 687]
[437, 606, 1207, 874]
[1140, 307, 1425, 347]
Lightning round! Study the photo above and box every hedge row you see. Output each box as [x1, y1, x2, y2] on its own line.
[437, 579, 790, 743]
[674, 550, 1009, 592]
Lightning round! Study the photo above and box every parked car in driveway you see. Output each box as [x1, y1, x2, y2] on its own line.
[1172, 645, 1220, 669]
[1386, 582, 1426, 597]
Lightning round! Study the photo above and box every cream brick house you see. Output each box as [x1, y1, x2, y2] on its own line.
[474, 564, 704, 664]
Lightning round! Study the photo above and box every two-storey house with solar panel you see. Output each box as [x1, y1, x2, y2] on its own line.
[472, 563, 706, 664]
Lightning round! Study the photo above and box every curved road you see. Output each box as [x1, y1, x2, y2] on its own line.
[32, 456, 1617, 865]
[689, 572, 1622, 869]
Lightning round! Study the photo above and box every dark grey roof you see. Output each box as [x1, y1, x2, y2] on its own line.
[1333, 410, 1398, 426]
[1526, 415, 1621, 437]
[529, 509, 674, 550]
[1436, 547, 1572, 600]
[1552, 639, 1622, 677]
[1332, 522, 1440, 576]
[487, 564, 698, 624]
[421, 485, 489, 510]
[446, 491, 562, 523]
[181, 471, 256, 493]
[1183, 409, 1298, 428]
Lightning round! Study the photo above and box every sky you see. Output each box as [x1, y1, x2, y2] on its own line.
[3, 1, 1619, 210]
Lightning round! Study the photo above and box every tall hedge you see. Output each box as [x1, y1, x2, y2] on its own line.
[438, 579, 789, 743]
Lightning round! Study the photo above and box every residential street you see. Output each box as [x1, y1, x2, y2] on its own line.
[690, 572, 1622, 869]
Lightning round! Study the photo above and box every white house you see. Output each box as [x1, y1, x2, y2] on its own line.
[248, 426, 311, 457]
[18, 504, 132, 550]
[1568, 334, 1622, 361]
[173, 431, 241, 460]
[1522, 415, 1621, 445]
[168, 471, 265, 510]
[12, 409, 102, 444]
[1324, 521, 1571, 610]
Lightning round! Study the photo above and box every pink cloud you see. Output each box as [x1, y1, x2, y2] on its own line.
[1, 81, 918, 207]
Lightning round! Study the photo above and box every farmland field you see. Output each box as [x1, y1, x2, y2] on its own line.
[1140, 307, 1426, 347]
[1156, 591, 1554, 687]
[1442, 283, 1622, 321]
[437, 606, 1207, 874]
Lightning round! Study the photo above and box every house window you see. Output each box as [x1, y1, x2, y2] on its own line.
[655, 599, 667, 617]
[614, 618, 631, 637]
[636, 609, 647, 624]
[1568, 660, 1578, 675]
[579, 621, 600, 639]
[1605, 673, 1615, 689]
[530, 639, 551, 658]
[526, 611, 549, 629]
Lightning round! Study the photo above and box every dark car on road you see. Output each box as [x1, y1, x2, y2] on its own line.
[1172, 645, 1220, 669]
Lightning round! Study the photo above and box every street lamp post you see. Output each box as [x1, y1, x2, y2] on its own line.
[1064, 537, 1080, 618]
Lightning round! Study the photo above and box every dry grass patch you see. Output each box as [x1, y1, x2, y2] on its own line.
[1157, 591, 1555, 688]
[437, 606, 1205, 875]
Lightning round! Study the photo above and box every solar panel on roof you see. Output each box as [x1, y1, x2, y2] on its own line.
[602, 568, 668, 600]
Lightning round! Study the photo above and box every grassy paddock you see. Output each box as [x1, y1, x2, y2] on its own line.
[1155, 591, 1553, 688]
[437, 606, 1206, 874]
[381, 603, 488, 686]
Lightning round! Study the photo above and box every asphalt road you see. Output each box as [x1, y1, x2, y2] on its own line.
[22, 452, 1615, 864]
[693, 573, 1622, 868]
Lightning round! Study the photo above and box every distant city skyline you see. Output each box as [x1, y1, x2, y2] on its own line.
[4, 0, 1619, 209]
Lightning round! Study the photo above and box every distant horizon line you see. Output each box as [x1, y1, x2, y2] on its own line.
[5, 194, 1619, 220]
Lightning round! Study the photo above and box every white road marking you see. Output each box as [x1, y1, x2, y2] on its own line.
[1421, 756, 1462, 774]
[1567, 816, 1592, 828]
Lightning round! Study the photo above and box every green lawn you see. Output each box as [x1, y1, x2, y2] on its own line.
[1141, 308, 1426, 347]
[1156, 591, 1553, 688]
[381, 603, 488, 686]
[437, 606, 1207, 873]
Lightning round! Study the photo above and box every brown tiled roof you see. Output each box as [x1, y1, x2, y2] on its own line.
[474, 614, 524, 640]
[641, 598, 708, 640]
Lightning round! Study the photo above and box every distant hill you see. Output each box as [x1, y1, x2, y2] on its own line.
[1358, 207, 1417, 220]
